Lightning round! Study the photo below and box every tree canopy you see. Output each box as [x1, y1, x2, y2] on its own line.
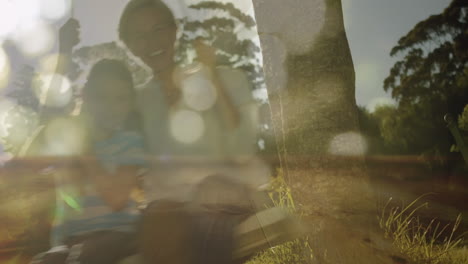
[380, 0, 467, 157]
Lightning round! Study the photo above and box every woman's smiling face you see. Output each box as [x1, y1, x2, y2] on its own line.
[125, 6, 177, 75]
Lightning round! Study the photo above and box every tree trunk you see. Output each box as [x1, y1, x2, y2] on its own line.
[253, 0, 399, 263]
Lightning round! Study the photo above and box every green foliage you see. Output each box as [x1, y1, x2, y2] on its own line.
[357, 104, 438, 155]
[381, 0, 467, 157]
[7, 65, 40, 111]
[0, 104, 39, 156]
[458, 105, 468, 132]
[450, 104, 468, 153]
[378, 104, 448, 155]
[71, 2, 264, 91]
[72, 42, 152, 88]
[379, 197, 467, 264]
[247, 239, 314, 264]
[357, 105, 390, 154]
[188, 2, 256, 28]
[179, 1, 264, 90]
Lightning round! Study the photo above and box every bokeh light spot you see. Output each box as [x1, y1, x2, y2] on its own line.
[170, 110, 205, 144]
[366, 97, 395, 113]
[181, 72, 217, 111]
[328, 132, 368, 156]
[43, 117, 87, 156]
[14, 21, 55, 57]
[0, 2, 19, 39]
[16, 0, 41, 24]
[40, 0, 72, 20]
[33, 73, 72, 108]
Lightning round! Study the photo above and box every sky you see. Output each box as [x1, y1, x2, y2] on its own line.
[72, 0, 452, 110]
[72, 0, 257, 47]
[1, 0, 453, 110]
[342, 0, 451, 110]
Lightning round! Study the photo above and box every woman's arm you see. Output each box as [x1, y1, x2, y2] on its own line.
[56, 19, 80, 75]
[195, 40, 240, 130]
[41, 19, 80, 109]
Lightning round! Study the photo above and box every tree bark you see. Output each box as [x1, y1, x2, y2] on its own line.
[253, 0, 399, 263]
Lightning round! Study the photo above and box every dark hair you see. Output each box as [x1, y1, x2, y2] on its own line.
[118, 0, 176, 43]
[82, 59, 134, 99]
[82, 59, 142, 132]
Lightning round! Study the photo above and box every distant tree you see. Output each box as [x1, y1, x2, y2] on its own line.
[458, 104, 468, 132]
[72, 42, 152, 89]
[357, 106, 387, 154]
[6, 65, 40, 111]
[450, 104, 468, 154]
[70, 2, 272, 155]
[383, 0, 468, 157]
[0, 104, 39, 156]
[0, 2, 269, 158]
[71, 2, 264, 92]
[179, 1, 265, 91]
[372, 104, 434, 154]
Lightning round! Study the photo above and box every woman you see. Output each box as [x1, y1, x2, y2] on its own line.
[118, 1, 268, 263]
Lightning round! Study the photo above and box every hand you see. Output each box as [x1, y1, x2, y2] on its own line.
[59, 18, 81, 53]
[194, 38, 217, 69]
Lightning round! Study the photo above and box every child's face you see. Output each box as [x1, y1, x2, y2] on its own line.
[88, 77, 135, 131]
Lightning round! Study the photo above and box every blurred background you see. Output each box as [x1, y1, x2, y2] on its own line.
[0, 0, 466, 263]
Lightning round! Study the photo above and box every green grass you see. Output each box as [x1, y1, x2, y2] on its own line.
[246, 170, 314, 264]
[378, 196, 468, 264]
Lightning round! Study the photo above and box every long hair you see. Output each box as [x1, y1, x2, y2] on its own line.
[81, 59, 142, 133]
[82, 59, 134, 98]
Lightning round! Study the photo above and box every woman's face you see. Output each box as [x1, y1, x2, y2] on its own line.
[87, 77, 135, 131]
[125, 6, 177, 74]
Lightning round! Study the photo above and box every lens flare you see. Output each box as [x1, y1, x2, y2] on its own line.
[181, 72, 218, 111]
[328, 132, 368, 156]
[33, 73, 72, 108]
[40, 0, 72, 20]
[170, 109, 205, 144]
[16, 0, 41, 24]
[0, 2, 19, 39]
[59, 190, 82, 211]
[366, 97, 395, 113]
[14, 21, 55, 57]
[43, 117, 87, 156]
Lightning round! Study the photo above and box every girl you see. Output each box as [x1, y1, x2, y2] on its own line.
[32, 59, 146, 264]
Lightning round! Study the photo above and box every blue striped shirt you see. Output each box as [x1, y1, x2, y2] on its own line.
[51, 130, 146, 246]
